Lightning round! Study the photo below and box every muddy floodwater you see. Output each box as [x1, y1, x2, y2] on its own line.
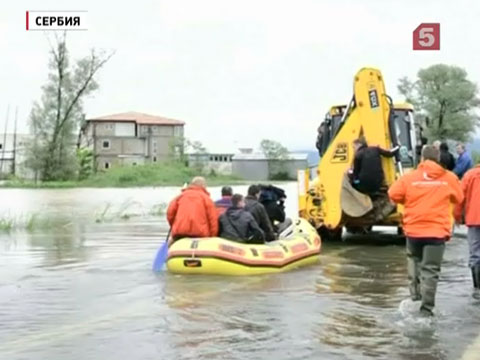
[0, 183, 479, 360]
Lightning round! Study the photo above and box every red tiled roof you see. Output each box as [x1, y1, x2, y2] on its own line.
[87, 111, 185, 125]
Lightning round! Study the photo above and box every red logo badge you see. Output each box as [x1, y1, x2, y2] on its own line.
[413, 23, 440, 50]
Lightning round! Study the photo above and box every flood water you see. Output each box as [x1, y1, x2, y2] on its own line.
[0, 183, 478, 360]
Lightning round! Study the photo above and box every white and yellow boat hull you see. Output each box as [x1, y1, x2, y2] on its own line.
[167, 218, 321, 276]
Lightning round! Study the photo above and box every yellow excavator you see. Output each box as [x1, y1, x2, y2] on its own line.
[298, 67, 425, 241]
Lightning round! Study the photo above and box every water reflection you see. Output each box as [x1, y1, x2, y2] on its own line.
[28, 227, 89, 268]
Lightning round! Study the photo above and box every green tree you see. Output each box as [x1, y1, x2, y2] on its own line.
[260, 139, 290, 160]
[398, 64, 480, 142]
[473, 150, 480, 165]
[76, 148, 94, 180]
[168, 136, 206, 164]
[260, 139, 291, 180]
[26, 33, 114, 181]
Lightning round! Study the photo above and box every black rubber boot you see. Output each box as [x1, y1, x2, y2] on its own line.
[473, 266, 480, 300]
[472, 267, 478, 289]
[474, 265, 480, 289]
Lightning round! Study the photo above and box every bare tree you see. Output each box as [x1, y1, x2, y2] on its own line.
[26, 32, 114, 181]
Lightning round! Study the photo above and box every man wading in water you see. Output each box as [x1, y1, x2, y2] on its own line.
[455, 162, 480, 298]
[389, 145, 464, 316]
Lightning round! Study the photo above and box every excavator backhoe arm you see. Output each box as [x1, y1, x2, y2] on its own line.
[304, 68, 400, 231]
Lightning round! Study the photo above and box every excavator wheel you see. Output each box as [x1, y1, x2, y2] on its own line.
[318, 226, 343, 242]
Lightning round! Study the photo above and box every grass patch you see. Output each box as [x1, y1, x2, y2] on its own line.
[1, 163, 244, 188]
[0, 213, 73, 233]
[0, 200, 171, 233]
[0, 217, 14, 232]
[150, 203, 167, 216]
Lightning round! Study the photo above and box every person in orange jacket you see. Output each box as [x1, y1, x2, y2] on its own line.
[388, 145, 464, 316]
[167, 176, 219, 241]
[454, 163, 480, 297]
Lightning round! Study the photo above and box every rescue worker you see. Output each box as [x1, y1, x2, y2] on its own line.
[433, 140, 455, 170]
[244, 185, 276, 242]
[351, 137, 399, 196]
[219, 194, 265, 244]
[167, 176, 218, 241]
[388, 145, 464, 316]
[453, 143, 473, 179]
[259, 185, 293, 236]
[215, 186, 233, 216]
[454, 162, 480, 298]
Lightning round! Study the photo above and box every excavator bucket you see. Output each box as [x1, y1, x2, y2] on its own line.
[340, 175, 373, 218]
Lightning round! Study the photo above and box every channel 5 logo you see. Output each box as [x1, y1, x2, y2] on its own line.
[413, 23, 440, 50]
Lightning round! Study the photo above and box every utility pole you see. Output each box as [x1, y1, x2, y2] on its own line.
[12, 107, 18, 176]
[1, 105, 10, 177]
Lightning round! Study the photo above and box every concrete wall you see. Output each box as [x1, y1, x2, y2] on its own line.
[268, 159, 309, 180]
[232, 160, 269, 180]
[94, 122, 117, 136]
[96, 155, 146, 170]
[95, 138, 145, 156]
[188, 154, 234, 175]
[232, 159, 308, 180]
[139, 125, 183, 137]
[115, 123, 135, 137]
[96, 155, 121, 171]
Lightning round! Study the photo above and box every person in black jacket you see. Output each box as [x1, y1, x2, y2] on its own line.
[350, 137, 399, 196]
[259, 185, 293, 235]
[218, 194, 265, 244]
[244, 185, 276, 242]
[439, 142, 455, 171]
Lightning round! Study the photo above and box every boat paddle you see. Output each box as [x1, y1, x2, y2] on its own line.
[152, 229, 171, 272]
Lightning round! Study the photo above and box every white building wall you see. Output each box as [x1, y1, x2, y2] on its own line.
[114, 123, 136, 137]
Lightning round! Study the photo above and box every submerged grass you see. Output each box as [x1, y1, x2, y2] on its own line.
[0, 213, 73, 233]
[0, 200, 168, 233]
[1, 163, 243, 189]
[150, 203, 167, 216]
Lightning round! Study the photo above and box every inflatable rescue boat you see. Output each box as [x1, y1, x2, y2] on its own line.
[167, 218, 321, 275]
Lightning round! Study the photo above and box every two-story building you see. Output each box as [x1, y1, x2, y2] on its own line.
[80, 111, 185, 171]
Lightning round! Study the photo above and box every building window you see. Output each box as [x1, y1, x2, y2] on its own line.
[102, 140, 110, 149]
[153, 156, 157, 162]
[0, 144, 2, 150]
[104, 162, 110, 169]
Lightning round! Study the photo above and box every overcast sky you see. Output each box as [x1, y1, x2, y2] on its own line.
[1, 0, 480, 152]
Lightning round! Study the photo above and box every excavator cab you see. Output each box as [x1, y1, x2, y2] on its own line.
[300, 68, 422, 240]
[316, 103, 419, 167]
[316, 105, 346, 156]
